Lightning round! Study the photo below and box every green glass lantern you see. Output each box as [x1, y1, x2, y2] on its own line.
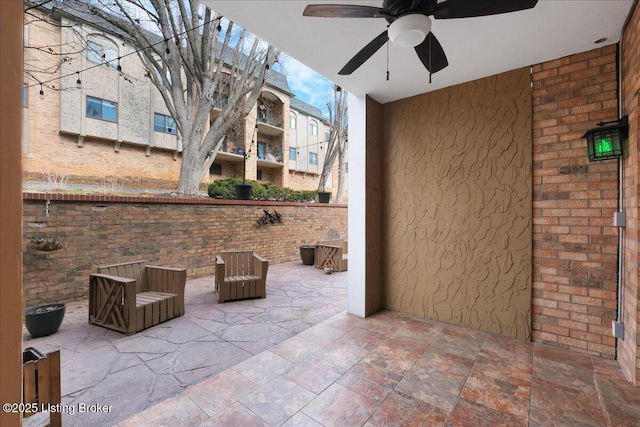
[583, 116, 628, 162]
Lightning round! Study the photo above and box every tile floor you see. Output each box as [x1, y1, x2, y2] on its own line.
[120, 311, 640, 427]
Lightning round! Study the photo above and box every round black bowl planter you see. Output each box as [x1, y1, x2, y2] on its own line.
[318, 191, 331, 203]
[235, 183, 253, 200]
[25, 303, 66, 338]
[299, 245, 316, 265]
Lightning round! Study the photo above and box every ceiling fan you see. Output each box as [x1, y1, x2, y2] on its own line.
[303, 0, 538, 78]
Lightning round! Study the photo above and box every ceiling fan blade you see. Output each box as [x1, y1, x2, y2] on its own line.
[339, 31, 389, 75]
[414, 32, 448, 74]
[303, 5, 393, 18]
[434, 0, 538, 19]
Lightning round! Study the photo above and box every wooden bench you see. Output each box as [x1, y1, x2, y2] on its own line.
[315, 239, 348, 272]
[89, 260, 186, 335]
[215, 251, 268, 303]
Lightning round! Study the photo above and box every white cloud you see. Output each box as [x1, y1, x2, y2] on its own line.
[279, 54, 336, 117]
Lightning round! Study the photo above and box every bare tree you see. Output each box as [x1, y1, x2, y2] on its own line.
[318, 86, 348, 202]
[83, 0, 279, 195]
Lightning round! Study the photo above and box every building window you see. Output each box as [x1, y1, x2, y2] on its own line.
[23, 83, 28, 107]
[289, 147, 296, 160]
[209, 163, 222, 175]
[86, 96, 117, 122]
[154, 113, 176, 134]
[309, 122, 318, 136]
[325, 131, 330, 142]
[258, 101, 267, 122]
[290, 115, 296, 129]
[87, 40, 118, 68]
[153, 65, 172, 86]
[212, 91, 228, 109]
[309, 152, 318, 165]
[257, 169, 263, 180]
[257, 142, 267, 160]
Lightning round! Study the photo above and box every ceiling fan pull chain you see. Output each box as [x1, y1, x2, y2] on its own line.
[386, 39, 390, 81]
[429, 34, 432, 84]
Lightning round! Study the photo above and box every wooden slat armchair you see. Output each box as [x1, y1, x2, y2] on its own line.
[89, 260, 186, 335]
[215, 251, 268, 303]
[315, 239, 348, 272]
[23, 348, 61, 426]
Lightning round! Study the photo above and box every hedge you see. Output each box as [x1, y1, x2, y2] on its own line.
[208, 178, 318, 202]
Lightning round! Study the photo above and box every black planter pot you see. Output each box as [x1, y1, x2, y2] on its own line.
[318, 191, 331, 203]
[25, 303, 66, 338]
[235, 183, 253, 200]
[299, 245, 315, 265]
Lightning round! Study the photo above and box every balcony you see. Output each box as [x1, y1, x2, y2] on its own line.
[256, 116, 284, 136]
[214, 144, 244, 163]
[257, 153, 283, 169]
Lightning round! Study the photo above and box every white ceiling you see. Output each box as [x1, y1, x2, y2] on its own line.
[205, 0, 634, 104]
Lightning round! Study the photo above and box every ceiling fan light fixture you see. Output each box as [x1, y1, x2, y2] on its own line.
[388, 13, 431, 49]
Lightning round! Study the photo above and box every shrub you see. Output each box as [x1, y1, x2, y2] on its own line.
[207, 178, 317, 202]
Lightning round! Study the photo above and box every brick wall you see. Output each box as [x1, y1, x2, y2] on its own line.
[620, 1, 640, 384]
[23, 193, 347, 307]
[532, 45, 619, 357]
[288, 171, 322, 192]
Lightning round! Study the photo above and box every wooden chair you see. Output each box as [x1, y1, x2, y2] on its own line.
[215, 251, 268, 303]
[315, 239, 348, 272]
[89, 260, 186, 335]
[23, 348, 61, 426]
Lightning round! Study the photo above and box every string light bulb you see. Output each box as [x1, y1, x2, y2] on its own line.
[39, 84, 44, 99]
[76, 71, 82, 88]
[165, 46, 170, 60]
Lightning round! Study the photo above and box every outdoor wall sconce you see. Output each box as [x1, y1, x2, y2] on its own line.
[583, 116, 628, 162]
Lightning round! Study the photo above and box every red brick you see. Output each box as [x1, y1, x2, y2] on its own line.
[558, 61, 588, 75]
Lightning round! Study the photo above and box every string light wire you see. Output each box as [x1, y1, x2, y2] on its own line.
[26, 13, 224, 90]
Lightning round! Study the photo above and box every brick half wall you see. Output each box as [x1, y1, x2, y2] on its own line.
[23, 193, 347, 307]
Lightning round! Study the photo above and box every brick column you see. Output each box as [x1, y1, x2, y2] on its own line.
[532, 45, 619, 358]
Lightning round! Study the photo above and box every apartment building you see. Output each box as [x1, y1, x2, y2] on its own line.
[23, 0, 332, 192]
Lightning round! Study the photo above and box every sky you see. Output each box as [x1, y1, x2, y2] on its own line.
[276, 54, 336, 118]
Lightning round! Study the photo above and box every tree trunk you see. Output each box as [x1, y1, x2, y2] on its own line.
[335, 151, 347, 203]
[176, 135, 203, 195]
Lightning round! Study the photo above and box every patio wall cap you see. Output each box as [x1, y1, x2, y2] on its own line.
[23, 192, 348, 208]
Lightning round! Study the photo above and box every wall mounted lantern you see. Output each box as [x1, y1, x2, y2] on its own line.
[583, 116, 628, 162]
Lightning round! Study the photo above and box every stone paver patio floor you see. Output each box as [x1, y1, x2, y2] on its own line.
[23, 261, 347, 426]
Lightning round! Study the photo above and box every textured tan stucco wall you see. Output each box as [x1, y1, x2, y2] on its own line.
[382, 68, 533, 339]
